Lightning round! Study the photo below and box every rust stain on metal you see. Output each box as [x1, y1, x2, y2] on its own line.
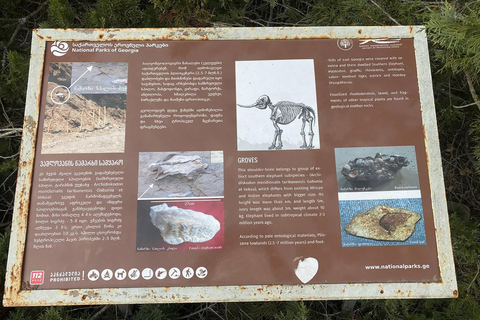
[409, 26, 414, 34]
[423, 124, 429, 167]
[378, 284, 384, 295]
[69, 290, 80, 297]
[238, 286, 246, 290]
[98, 33, 104, 39]
[79, 29, 96, 35]
[300, 35, 331, 39]
[25, 115, 38, 131]
[358, 29, 362, 34]
[453, 290, 458, 297]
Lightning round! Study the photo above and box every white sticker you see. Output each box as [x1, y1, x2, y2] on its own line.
[295, 257, 319, 284]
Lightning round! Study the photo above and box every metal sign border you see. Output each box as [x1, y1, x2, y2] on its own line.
[3, 26, 457, 306]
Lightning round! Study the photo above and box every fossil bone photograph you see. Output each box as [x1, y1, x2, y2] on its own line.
[137, 151, 224, 199]
[41, 62, 127, 154]
[335, 146, 420, 192]
[236, 59, 320, 151]
[345, 205, 421, 241]
[339, 198, 426, 247]
[136, 200, 224, 252]
[149, 203, 221, 245]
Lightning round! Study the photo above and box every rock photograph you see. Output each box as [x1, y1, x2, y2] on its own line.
[339, 198, 426, 247]
[335, 145, 420, 192]
[137, 151, 224, 199]
[136, 200, 224, 252]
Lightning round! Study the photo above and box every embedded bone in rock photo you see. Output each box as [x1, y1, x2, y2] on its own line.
[345, 205, 421, 241]
[148, 154, 208, 181]
[149, 204, 220, 245]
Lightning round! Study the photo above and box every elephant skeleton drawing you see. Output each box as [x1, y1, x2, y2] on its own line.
[237, 95, 316, 150]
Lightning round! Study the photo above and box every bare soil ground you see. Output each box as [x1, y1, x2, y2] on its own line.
[41, 81, 126, 154]
[41, 128, 126, 154]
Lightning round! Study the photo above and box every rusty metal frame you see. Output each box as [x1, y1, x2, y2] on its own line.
[3, 26, 457, 306]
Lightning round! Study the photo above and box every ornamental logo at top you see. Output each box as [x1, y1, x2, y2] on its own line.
[337, 39, 354, 51]
[359, 38, 402, 50]
[50, 41, 70, 57]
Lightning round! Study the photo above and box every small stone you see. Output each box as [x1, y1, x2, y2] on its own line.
[150, 204, 220, 245]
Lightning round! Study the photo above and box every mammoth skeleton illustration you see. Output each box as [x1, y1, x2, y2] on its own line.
[238, 95, 316, 150]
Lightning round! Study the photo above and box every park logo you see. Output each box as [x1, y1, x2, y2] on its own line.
[337, 39, 354, 51]
[359, 38, 402, 50]
[51, 41, 69, 57]
[30, 270, 44, 285]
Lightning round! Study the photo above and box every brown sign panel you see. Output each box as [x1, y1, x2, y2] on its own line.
[4, 27, 457, 306]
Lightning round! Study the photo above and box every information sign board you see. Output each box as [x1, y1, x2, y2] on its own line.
[3, 27, 457, 306]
